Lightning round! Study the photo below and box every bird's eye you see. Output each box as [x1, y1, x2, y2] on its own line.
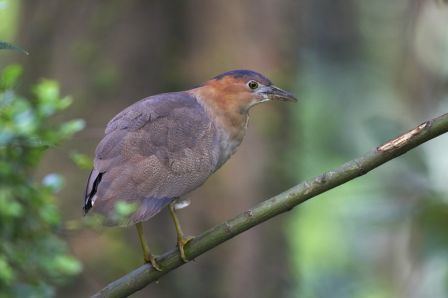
[247, 80, 259, 90]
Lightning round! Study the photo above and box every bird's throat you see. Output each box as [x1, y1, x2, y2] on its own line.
[190, 88, 249, 167]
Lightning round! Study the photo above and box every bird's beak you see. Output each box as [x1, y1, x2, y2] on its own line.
[257, 85, 297, 102]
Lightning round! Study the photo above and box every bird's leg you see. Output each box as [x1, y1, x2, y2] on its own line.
[135, 222, 162, 271]
[169, 201, 194, 262]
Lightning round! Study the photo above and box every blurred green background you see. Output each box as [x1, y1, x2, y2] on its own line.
[1, 0, 448, 297]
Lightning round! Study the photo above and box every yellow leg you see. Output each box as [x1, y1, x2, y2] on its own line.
[169, 201, 194, 262]
[136, 222, 162, 271]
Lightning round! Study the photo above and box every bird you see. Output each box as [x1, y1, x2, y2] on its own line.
[83, 69, 296, 271]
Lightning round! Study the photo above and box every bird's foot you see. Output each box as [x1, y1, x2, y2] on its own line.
[177, 235, 194, 263]
[144, 254, 162, 272]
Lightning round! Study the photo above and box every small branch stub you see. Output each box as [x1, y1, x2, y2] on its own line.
[377, 121, 430, 152]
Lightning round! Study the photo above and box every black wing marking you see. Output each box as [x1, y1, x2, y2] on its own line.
[83, 170, 103, 215]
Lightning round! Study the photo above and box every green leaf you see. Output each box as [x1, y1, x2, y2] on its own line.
[58, 119, 86, 137]
[57, 96, 73, 110]
[34, 80, 61, 116]
[0, 256, 15, 284]
[115, 201, 138, 217]
[70, 152, 93, 170]
[0, 64, 22, 89]
[0, 41, 29, 55]
[39, 204, 60, 225]
[34, 79, 59, 100]
[13, 109, 36, 135]
[0, 190, 23, 218]
[52, 255, 82, 276]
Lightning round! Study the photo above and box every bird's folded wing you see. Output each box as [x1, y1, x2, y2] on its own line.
[84, 92, 219, 224]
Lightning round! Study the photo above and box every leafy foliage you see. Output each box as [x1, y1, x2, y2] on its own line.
[0, 65, 83, 297]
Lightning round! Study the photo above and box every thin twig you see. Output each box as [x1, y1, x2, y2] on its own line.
[92, 112, 448, 298]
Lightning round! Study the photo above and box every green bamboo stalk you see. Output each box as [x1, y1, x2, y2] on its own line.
[92, 112, 448, 298]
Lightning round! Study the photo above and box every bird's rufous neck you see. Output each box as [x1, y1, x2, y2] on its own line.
[188, 85, 249, 142]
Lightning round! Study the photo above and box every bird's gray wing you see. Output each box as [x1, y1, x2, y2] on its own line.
[84, 92, 219, 225]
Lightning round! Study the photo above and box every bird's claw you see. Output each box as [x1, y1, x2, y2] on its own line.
[177, 235, 194, 262]
[144, 255, 162, 272]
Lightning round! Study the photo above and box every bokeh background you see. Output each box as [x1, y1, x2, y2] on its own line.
[1, 0, 448, 297]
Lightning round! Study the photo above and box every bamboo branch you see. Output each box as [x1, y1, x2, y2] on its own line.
[92, 112, 448, 298]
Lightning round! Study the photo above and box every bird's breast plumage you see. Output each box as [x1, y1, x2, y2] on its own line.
[189, 88, 250, 169]
[211, 116, 248, 169]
